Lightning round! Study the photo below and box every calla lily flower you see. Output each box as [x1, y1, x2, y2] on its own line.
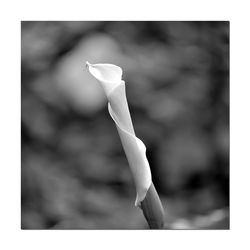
[86, 61, 164, 229]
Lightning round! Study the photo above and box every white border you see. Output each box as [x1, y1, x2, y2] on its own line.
[1, 0, 250, 250]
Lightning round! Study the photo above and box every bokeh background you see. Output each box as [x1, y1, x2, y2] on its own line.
[21, 21, 229, 229]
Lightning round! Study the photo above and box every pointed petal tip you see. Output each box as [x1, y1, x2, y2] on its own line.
[85, 61, 91, 69]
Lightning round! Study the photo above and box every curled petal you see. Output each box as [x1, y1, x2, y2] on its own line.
[86, 62, 152, 206]
[86, 62, 165, 228]
[86, 61, 123, 96]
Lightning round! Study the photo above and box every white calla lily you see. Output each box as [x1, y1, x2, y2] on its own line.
[86, 62, 164, 228]
[86, 61, 151, 206]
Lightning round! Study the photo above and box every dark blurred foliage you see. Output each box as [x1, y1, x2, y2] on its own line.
[21, 21, 229, 229]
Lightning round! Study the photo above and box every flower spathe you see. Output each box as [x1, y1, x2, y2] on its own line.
[86, 61, 152, 206]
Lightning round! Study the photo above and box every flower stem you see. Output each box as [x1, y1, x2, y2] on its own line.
[140, 183, 165, 229]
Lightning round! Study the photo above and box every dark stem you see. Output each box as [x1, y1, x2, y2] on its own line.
[140, 182, 165, 229]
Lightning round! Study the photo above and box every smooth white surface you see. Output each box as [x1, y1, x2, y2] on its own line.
[87, 62, 152, 206]
[86, 62, 123, 96]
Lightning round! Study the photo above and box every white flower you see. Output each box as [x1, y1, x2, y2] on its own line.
[86, 62, 165, 228]
[86, 61, 151, 206]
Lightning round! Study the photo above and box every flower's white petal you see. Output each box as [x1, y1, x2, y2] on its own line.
[107, 81, 134, 134]
[108, 101, 151, 206]
[86, 62, 122, 96]
[86, 62, 152, 206]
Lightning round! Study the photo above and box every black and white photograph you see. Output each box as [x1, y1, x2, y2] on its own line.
[3, 0, 250, 249]
[21, 21, 229, 230]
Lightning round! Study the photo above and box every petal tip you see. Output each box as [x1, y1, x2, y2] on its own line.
[85, 61, 91, 69]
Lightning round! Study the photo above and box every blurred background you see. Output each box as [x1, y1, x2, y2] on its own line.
[21, 21, 229, 229]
